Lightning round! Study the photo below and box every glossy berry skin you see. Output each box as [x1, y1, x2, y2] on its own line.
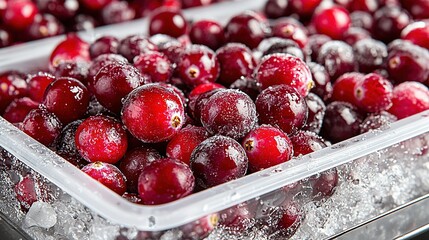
[70, 14, 98, 32]
[264, 0, 290, 19]
[14, 174, 47, 211]
[87, 54, 128, 82]
[122, 84, 185, 143]
[289, 130, 327, 157]
[3, 97, 38, 123]
[311, 168, 339, 200]
[303, 93, 326, 134]
[190, 135, 248, 189]
[271, 18, 308, 48]
[372, 6, 410, 43]
[289, 0, 322, 19]
[92, 63, 147, 113]
[101, 1, 135, 25]
[89, 36, 120, 59]
[75, 115, 128, 164]
[230, 77, 261, 101]
[312, 5, 351, 40]
[55, 120, 83, 161]
[180, 214, 219, 240]
[387, 82, 429, 120]
[360, 111, 397, 133]
[0, 71, 28, 114]
[118, 35, 158, 63]
[28, 72, 56, 104]
[189, 19, 225, 50]
[215, 43, 257, 86]
[79, 0, 112, 11]
[43, 77, 90, 124]
[401, 21, 429, 50]
[166, 125, 210, 166]
[320, 101, 364, 143]
[354, 73, 393, 113]
[342, 27, 371, 46]
[307, 62, 332, 101]
[26, 13, 64, 40]
[177, 45, 220, 87]
[36, 0, 79, 21]
[133, 51, 172, 83]
[2, 0, 38, 30]
[52, 60, 89, 84]
[305, 34, 331, 62]
[21, 107, 62, 146]
[182, 0, 213, 8]
[317, 40, 355, 81]
[331, 72, 364, 106]
[119, 146, 162, 193]
[400, 0, 429, 19]
[256, 54, 314, 97]
[149, 8, 188, 38]
[275, 202, 303, 238]
[200, 89, 258, 139]
[187, 83, 225, 118]
[82, 162, 127, 195]
[224, 11, 269, 49]
[242, 125, 293, 172]
[353, 38, 387, 73]
[138, 158, 195, 205]
[49, 34, 90, 68]
[256, 85, 308, 136]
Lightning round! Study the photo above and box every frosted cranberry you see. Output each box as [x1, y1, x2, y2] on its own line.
[331, 72, 364, 106]
[89, 36, 120, 59]
[101, 1, 135, 25]
[305, 34, 331, 62]
[230, 77, 261, 101]
[14, 174, 48, 211]
[0, 71, 28, 114]
[274, 202, 303, 238]
[308, 62, 332, 101]
[26, 13, 64, 40]
[353, 38, 387, 74]
[317, 40, 355, 81]
[119, 146, 162, 193]
[289, 0, 322, 19]
[219, 203, 254, 232]
[82, 162, 126, 195]
[399, 0, 429, 19]
[52, 61, 89, 84]
[262, 38, 305, 60]
[191, 88, 223, 122]
[256, 85, 308, 135]
[36, 0, 78, 21]
[200, 89, 257, 139]
[242, 125, 293, 172]
[387, 82, 429, 119]
[49, 34, 90, 68]
[118, 35, 158, 63]
[180, 214, 219, 239]
[70, 14, 97, 31]
[55, 119, 82, 160]
[133, 51, 172, 83]
[2, 0, 38, 30]
[88, 54, 128, 83]
[138, 158, 194, 205]
[321, 101, 364, 143]
[342, 27, 370, 46]
[75, 115, 128, 164]
[354, 73, 393, 113]
[122, 84, 185, 143]
[350, 11, 373, 31]
[187, 82, 225, 117]
[3, 97, 38, 123]
[190, 135, 248, 188]
[79, 0, 112, 11]
[149, 8, 187, 38]
[215, 43, 256, 86]
[401, 21, 429, 50]
[0, 27, 13, 48]
[360, 111, 397, 133]
[26, 72, 55, 103]
[176, 44, 219, 87]
[21, 107, 62, 146]
[166, 125, 210, 166]
[152, 34, 186, 64]
[264, 0, 289, 19]
[182, 0, 212, 8]
[122, 192, 143, 204]
[303, 93, 326, 134]
[290, 130, 327, 156]
[372, 6, 410, 43]
[272, 18, 308, 48]
[189, 19, 225, 50]
[224, 11, 269, 49]
[256, 54, 313, 97]
[311, 168, 338, 200]
[312, 5, 351, 40]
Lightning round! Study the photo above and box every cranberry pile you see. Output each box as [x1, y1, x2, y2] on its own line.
[0, 0, 227, 48]
[2, 0, 429, 238]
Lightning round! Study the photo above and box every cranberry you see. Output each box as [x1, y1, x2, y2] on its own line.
[187, 82, 225, 118]
[49, 34, 90, 68]
[75, 115, 128, 164]
[399, 0, 429, 19]
[242, 125, 293, 172]
[272, 18, 308, 48]
[189, 19, 225, 50]
[290, 130, 327, 156]
[354, 73, 393, 113]
[264, 0, 289, 19]
[2, 0, 38, 30]
[122, 192, 143, 204]
[312, 5, 351, 40]
[190, 135, 248, 189]
[218, 203, 254, 232]
[70, 14, 98, 32]
[215, 43, 257, 86]
[3, 97, 38, 123]
[342, 27, 371, 46]
[305, 34, 331, 62]
[191, 88, 223, 122]
[350, 11, 373, 31]
[88, 54, 128, 83]
[387, 82, 429, 119]
[14, 174, 48, 211]
[289, 0, 322, 19]
[21, 107, 62, 146]
[303, 93, 326, 134]
[26, 72, 55, 103]
[36, 0, 79, 21]
[137, 0, 181, 17]
[262, 38, 305, 60]
[133, 51, 172, 83]
[152, 34, 186, 64]
[353, 38, 387, 74]
[317, 40, 356, 81]
[360, 111, 397, 133]
[119, 146, 162, 193]
[256, 54, 314, 96]
[348, 0, 379, 12]
[331, 72, 364, 106]
[180, 214, 219, 239]
[176, 44, 220, 88]
[0, 27, 13, 48]
[274, 202, 303, 238]
[200, 89, 257, 139]
[224, 11, 270, 49]
[82, 162, 127, 195]
[27, 13, 64, 40]
[122, 84, 185, 143]
[118, 35, 158, 62]
[149, 7, 188, 38]
[55, 120, 83, 161]
[182, 0, 213, 8]
[229, 77, 261, 101]
[0, 71, 28, 114]
[401, 21, 429, 50]
[79, 0, 112, 11]
[372, 6, 410, 43]
[320, 101, 364, 143]
[138, 158, 194, 205]
[51, 60, 89, 84]
[307, 62, 332, 101]
[256, 84, 308, 135]
[311, 168, 339, 200]
[101, 1, 136, 25]
[89, 36, 120, 59]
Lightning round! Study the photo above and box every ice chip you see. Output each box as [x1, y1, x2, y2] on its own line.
[25, 201, 57, 228]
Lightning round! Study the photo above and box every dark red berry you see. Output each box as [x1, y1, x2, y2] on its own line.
[303, 93, 326, 134]
[307, 62, 332, 101]
[49, 34, 90, 68]
[350, 11, 373, 31]
[189, 19, 225, 50]
[187, 82, 225, 118]
[101, 1, 135, 25]
[27, 72, 55, 103]
[401, 21, 429, 50]
[181, 0, 212, 8]
[387, 82, 429, 119]
[399, 0, 429, 19]
[0, 71, 28, 114]
[274, 202, 303, 238]
[79, 0, 112, 11]
[3, 97, 38, 123]
[353, 38, 387, 73]
[87, 53, 128, 83]
[133, 51, 173, 83]
[261, 38, 305, 60]
[26, 13, 64, 40]
[2, 0, 38, 30]
[218, 203, 254, 232]
[55, 120, 84, 165]
[36, 0, 79, 21]
[118, 35, 158, 63]
[354, 73, 393, 113]
[14, 174, 48, 211]
[149, 7, 188, 38]
[360, 111, 397, 133]
[289, 0, 322, 19]
[331, 72, 364, 106]
[289, 130, 327, 156]
[317, 40, 356, 81]
[21, 107, 62, 146]
[229, 77, 261, 101]
[180, 214, 219, 239]
[305, 34, 331, 62]
[372, 6, 410, 43]
[0, 27, 13, 48]
[272, 18, 308, 48]
[264, 0, 290, 19]
[89, 36, 120, 59]
[122, 192, 143, 204]
[82, 162, 127, 195]
[51, 60, 89, 84]
[311, 168, 339, 200]
[70, 14, 98, 32]
[312, 5, 351, 40]
[342, 27, 371, 46]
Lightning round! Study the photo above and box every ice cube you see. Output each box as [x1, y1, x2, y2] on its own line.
[24, 201, 57, 228]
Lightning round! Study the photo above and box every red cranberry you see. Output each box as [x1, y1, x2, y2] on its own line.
[331, 72, 364, 106]
[122, 84, 185, 143]
[49, 34, 90, 68]
[88, 54, 128, 83]
[401, 21, 429, 50]
[21, 107, 62, 146]
[89, 36, 120, 59]
[0, 71, 28, 114]
[215, 43, 257, 86]
[180, 214, 219, 239]
[262, 38, 305, 60]
[3, 97, 38, 123]
[2, 0, 38, 30]
[101, 1, 135, 25]
[151, 34, 186, 64]
[75, 115, 128, 164]
[242, 125, 293, 172]
[55, 120, 85, 165]
[354, 73, 393, 113]
[26, 72, 55, 103]
[264, 0, 290, 19]
[303, 93, 326, 134]
[229, 77, 261, 101]
[289, 0, 322, 19]
[387, 82, 429, 119]
[14, 174, 48, 211]
[122, 192, 143, 204]
[218, 203, 254, 232]
[348, 0, 379, 12]
[149, 7, 188, 38]
[360, 111, 397, 133]
[272, 18, 308, 48]
[190, 135, 248, 189]
[200, 89, 257, 139]
[51, 60, 89, 84]
[274, 202, 303, 238]
[312, 5, 351, 40]
[0, 27, 13, 48]
[372, 6, 410, 43]
[256, 84, 308, 135]
[305, 34, 331, 62]
[137, 0, 181, 17]
[290, 130, 327, 156]
[320, 101, 364, 143]
[79, 0, 112, 11]
[82, 162, 127, 195]
[350, 11, 373, 31]
[342, 27, 371, 46]
[317, 40, 356, 81]
[224, 11, 270, 49]
[353, 38, 388, 74]
[118, 35, 158, 62]
[311, 168, 339, 200]
[70, 14, 98, 32]
[119, 146, 162, 193]
[176, 44, 220, 88]
[399, 0, 429, 19]
[187, 82, 225, 118]
[133, 51, 172, 83]
[137, 158, 195, 205]
[181, 0, 213, 8]
[36, 0, 79, 21]
[256, 54, 314, 97]
[26, 13, 64, 40]
[189, 19, 225, 50]
[307, 62, 332, 101]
